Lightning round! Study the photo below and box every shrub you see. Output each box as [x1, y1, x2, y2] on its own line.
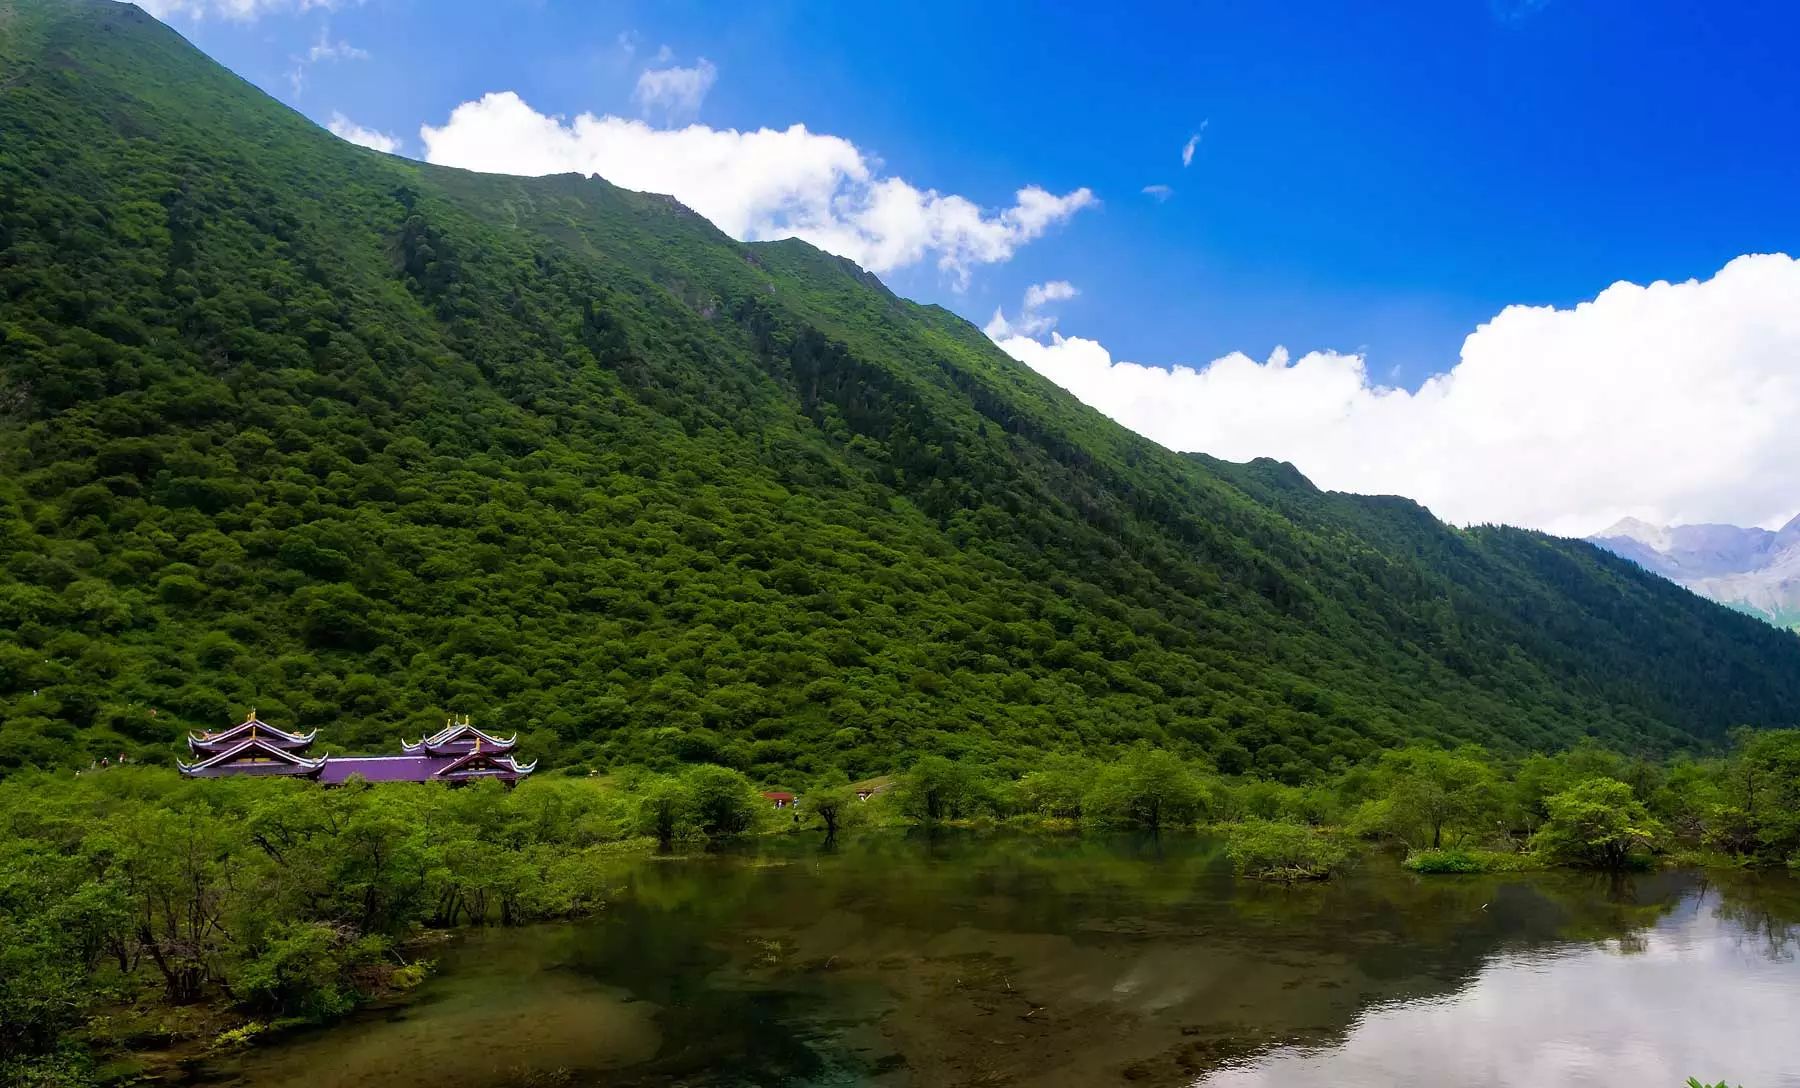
[1401, 847, 1537, 874]
[683, 765, 758, 836]
[207, 1021, 269, 1053]
[1533, 777, 1664, 869]
[388, 961, 434, 991]
[232, 923, 382, 1022]
[1403, 847, 1488, 874]
[1225, 819, 1351, 881]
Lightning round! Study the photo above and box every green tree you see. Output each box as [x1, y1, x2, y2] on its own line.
[1533, 778, 1665, 869]
[1014, 753, 1095, 820]
[1364, 746, 1500, 849]
[635, 774, 698, 848]
[899, 756, 979, 822]
[682, 765, 759, 836]
[806, 781, 854, 835]
[1083, 748, 1204, 831]
[233, 921, 378, 1021]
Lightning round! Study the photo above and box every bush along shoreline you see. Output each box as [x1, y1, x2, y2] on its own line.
[8, 729, 1800, 1082]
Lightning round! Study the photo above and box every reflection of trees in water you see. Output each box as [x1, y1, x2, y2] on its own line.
[526, 836, 1800, 1086]
[1699, 873, 1800, 962]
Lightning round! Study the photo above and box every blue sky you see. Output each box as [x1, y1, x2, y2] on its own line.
[144, 0, 1800, 533]
[158, 0, 1799, 388]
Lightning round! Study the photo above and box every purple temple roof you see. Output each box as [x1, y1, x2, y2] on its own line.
[401, 717, 518, 756]
[178, 713, 535, 784]
[319, 755, 458, 784]
[318, 752, 536, 784]
[189, 712, 316, 755]
[178, 736, 327, 778]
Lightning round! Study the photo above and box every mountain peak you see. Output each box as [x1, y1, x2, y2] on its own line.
[1589, 514, 1800, 631]
[1595, 516, 1671, 551]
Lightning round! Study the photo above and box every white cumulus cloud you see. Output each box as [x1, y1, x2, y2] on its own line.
[989, 254, 1800, 537]
[986, 281, 1079, 339]
[327, 112, 400, 154]
[418, 91, 1095, 283]
[633, 58, 717, 119]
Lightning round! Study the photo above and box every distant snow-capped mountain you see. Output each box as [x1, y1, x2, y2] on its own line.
[1589, 515, 1800, 630]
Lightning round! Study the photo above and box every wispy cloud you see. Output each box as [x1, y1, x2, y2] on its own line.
[308, 29, 368, 62]
[1181, 120, 1209, 167]
[288, 24, 368, 95]
[1490, 0, 1553, 23]
[633, 58, 718, 120]
[1142, 184, 1173, 202]
[138, 0, 362, 22]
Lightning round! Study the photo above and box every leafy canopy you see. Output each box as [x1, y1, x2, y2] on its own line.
[3, 0, 1800, 785]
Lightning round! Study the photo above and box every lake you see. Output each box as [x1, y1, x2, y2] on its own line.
[188, 832, 1800, 1088]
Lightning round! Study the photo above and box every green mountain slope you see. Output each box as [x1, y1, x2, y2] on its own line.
[2, 0, 1797, 782]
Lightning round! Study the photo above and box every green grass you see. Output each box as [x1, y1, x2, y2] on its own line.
[1402, 847, 1539, 874]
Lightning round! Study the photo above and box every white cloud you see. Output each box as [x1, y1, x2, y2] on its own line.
[1181, 120, 1209, 167]
[289, 25, 367, 93]
[989, 254, 1800, 537]
[1025, 281, 1079, 309]
[327, 112, 401, 154]
[419, 92, 1095, 283]
[307, 29, 368, 63]
[633, 59, 718, 119]
[136, 0, 355, 21]
[1142, 184, 1173, 202]
[985, 281, 1079, 339]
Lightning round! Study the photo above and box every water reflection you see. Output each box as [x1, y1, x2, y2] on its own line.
[193, 832, 1800, 1088]
[1197, 893, 1800, 1088]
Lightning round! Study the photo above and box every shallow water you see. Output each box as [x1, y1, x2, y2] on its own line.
[190, 833, 1800, 1088]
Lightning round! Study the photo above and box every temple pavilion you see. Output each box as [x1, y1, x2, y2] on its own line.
[178, 710, 536, 785]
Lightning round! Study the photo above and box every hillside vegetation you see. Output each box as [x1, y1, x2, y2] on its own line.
[3, 0, 1800, 783]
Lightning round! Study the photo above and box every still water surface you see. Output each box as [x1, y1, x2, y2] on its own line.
[195, 833, 1800, 1088]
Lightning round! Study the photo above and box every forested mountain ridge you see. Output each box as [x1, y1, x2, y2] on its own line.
[2, 0, 1797, 783]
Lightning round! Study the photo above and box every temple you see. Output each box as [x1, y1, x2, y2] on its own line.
[177, 712, 536, 785]
[402, 716, 519, 756]
[178, 709, 328, 779]
[188, 709, 317, 757]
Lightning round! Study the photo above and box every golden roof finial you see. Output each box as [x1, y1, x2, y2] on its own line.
[247, 707, 257, 723]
